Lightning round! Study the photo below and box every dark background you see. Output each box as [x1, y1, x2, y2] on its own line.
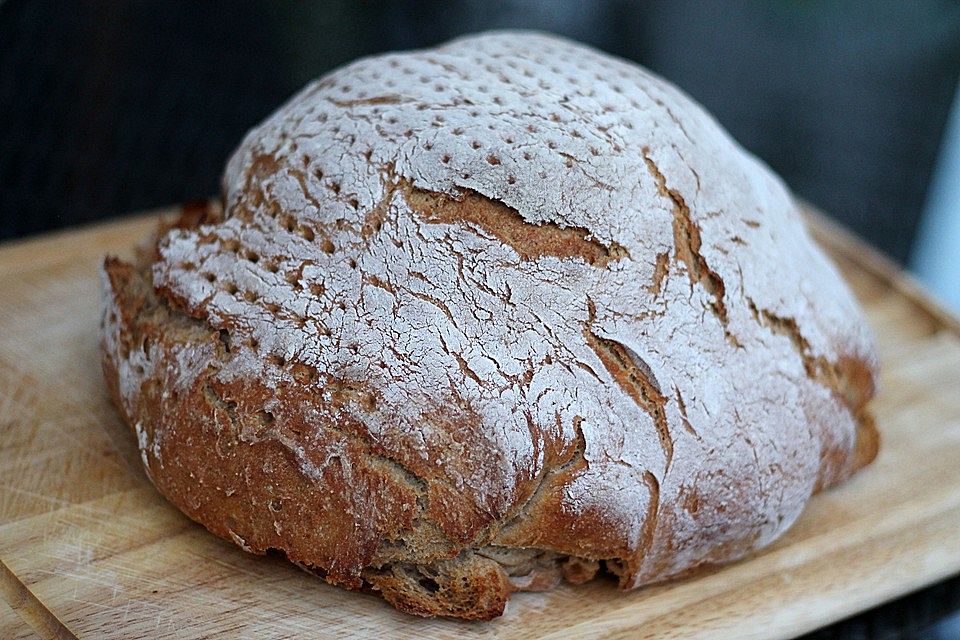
[1, 1, 959, 637]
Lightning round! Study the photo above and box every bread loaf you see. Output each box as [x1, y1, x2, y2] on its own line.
[100, 31, 879, 620]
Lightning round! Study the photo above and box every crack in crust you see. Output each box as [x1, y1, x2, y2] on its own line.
[329, 95, 405, 108]
[639, 471, 661, 563]
[745, 297, 872, 414]
[403, 179, 630, 267]
[495, 415, 587, 538]
[582, 298, 674, 472]
[642, 152, 740, 347]
[649, 251, 670, 296]
[674, 387, 699, 439]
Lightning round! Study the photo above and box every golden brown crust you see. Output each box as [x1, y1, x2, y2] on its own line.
[101, 220, 523, 616]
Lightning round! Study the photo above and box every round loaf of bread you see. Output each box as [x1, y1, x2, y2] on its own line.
[100, 31, 879, 619]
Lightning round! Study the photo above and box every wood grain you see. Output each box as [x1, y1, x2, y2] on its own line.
[0, 208, 958, 639]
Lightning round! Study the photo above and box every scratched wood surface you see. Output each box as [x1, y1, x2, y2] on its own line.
[0, 208, 959, 640]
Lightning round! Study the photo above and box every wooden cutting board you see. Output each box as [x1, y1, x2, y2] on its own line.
[1, 208, 959, 640]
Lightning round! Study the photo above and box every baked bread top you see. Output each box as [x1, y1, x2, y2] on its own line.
[101, 31, 878, 619]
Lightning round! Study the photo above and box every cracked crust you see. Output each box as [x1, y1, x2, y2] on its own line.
[99, 32, 879, 620]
